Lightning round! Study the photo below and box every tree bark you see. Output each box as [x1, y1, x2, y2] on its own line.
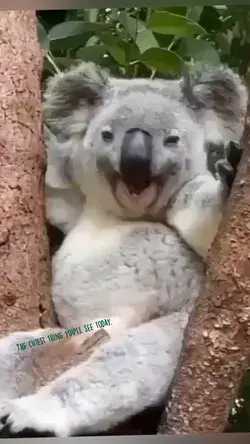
[0, 10, 54, 334]
[158, 100, 250, 434]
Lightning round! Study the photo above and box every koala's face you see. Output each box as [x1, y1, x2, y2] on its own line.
[75, 86, 207, 218]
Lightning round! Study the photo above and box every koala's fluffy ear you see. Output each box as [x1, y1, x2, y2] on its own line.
[181, 66, 247, 136]
[43, 62, 110, 137]
[43, 62, 110, 189]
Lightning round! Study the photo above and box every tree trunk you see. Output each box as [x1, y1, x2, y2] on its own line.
[158, 99, 250, 434]
[0, 10, 54, 334]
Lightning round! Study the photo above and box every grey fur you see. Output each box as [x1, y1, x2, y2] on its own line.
[44, 63, 109, 134]
[0, 62, 247, 437]
[189, 66, 246, 119]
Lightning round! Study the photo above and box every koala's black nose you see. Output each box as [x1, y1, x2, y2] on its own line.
[119, 128, 152, 195]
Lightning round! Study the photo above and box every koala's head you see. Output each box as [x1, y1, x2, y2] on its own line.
[44, 62, 247, 218]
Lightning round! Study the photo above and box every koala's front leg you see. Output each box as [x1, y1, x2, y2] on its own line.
[0, 313, 188, 438]
[0, 327, 102, 402]
[46, 186, 85, 235]
[166, 141, 242, 259]
[0, 329, 53, 401]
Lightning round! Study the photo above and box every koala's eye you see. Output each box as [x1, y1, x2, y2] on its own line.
[164, 135, 180, 146]
[101, 129, 114, 142]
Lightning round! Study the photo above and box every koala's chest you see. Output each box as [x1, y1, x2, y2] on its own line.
[52, 219, 203, 328]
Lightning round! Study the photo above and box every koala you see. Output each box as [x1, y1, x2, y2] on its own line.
[0, 62, 247, 438]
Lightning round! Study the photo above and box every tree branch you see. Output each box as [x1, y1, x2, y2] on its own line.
[0, 10, 55, 334]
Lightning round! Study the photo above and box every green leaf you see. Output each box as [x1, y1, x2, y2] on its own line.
[85, 35, 100, 47]
[139, 48, 184, 76]
[99, 34, 127, 66]
[148, 11, 207, 37]
[187, 6, 204, 22]
[38, 22, 50, 51]
[117, 11, 138, 38]
[48, 21, 112, 51]
[117, 11, 145, 40]
[178, 37, 220, 65]
[76, 45, 110, 65]
[136, 28, 159, 53]
[157, 7, 187, 17]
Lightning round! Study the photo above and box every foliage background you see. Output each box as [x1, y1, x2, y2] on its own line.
[37, 6, 250, 433]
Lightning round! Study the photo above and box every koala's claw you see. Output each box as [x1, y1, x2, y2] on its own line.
[226, 140, 243, 171]
[216, 140, 242, 190]
[216, 159, 235, 189]
[0, 421, 54, 438]
[0, 397, 59, 438]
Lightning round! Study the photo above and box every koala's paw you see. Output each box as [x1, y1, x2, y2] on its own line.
[0, 394, 69, 438]
[216, 141, 242, 190]
[226, 140, 243, 172]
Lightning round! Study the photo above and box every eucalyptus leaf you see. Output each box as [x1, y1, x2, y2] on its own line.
[99, 34, 127, 66]
[107, 45, 127, 66]
[85, 36, 100, 47]
[177, 37, 220, 65]
[100, 32, 140, 65]
[187, 6, 204, 22]
[117, 10, 145, 39]
[157, 7, 187, 17]
[136, 28, 159, 53]
[148, 11, 207, 37]
[140, 47, 184, 76]
[76, 45, 109, 65]
[48, 21, 112, 51]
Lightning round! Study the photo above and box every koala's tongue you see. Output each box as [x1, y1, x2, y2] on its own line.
[115, 180, 157, 213]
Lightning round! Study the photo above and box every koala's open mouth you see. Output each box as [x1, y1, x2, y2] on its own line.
[114, 176, 159, 213]
[97, 155, 175, 213]
[97, 158, 165, 213]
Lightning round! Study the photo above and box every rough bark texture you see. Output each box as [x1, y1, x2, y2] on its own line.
[158, 101, 250, 434]
[0, 11, 54, 334]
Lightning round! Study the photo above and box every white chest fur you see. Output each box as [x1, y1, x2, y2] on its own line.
[52, 208, 203, 334]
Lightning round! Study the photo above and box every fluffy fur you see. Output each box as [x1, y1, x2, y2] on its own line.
[0, 62, 247, 437]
